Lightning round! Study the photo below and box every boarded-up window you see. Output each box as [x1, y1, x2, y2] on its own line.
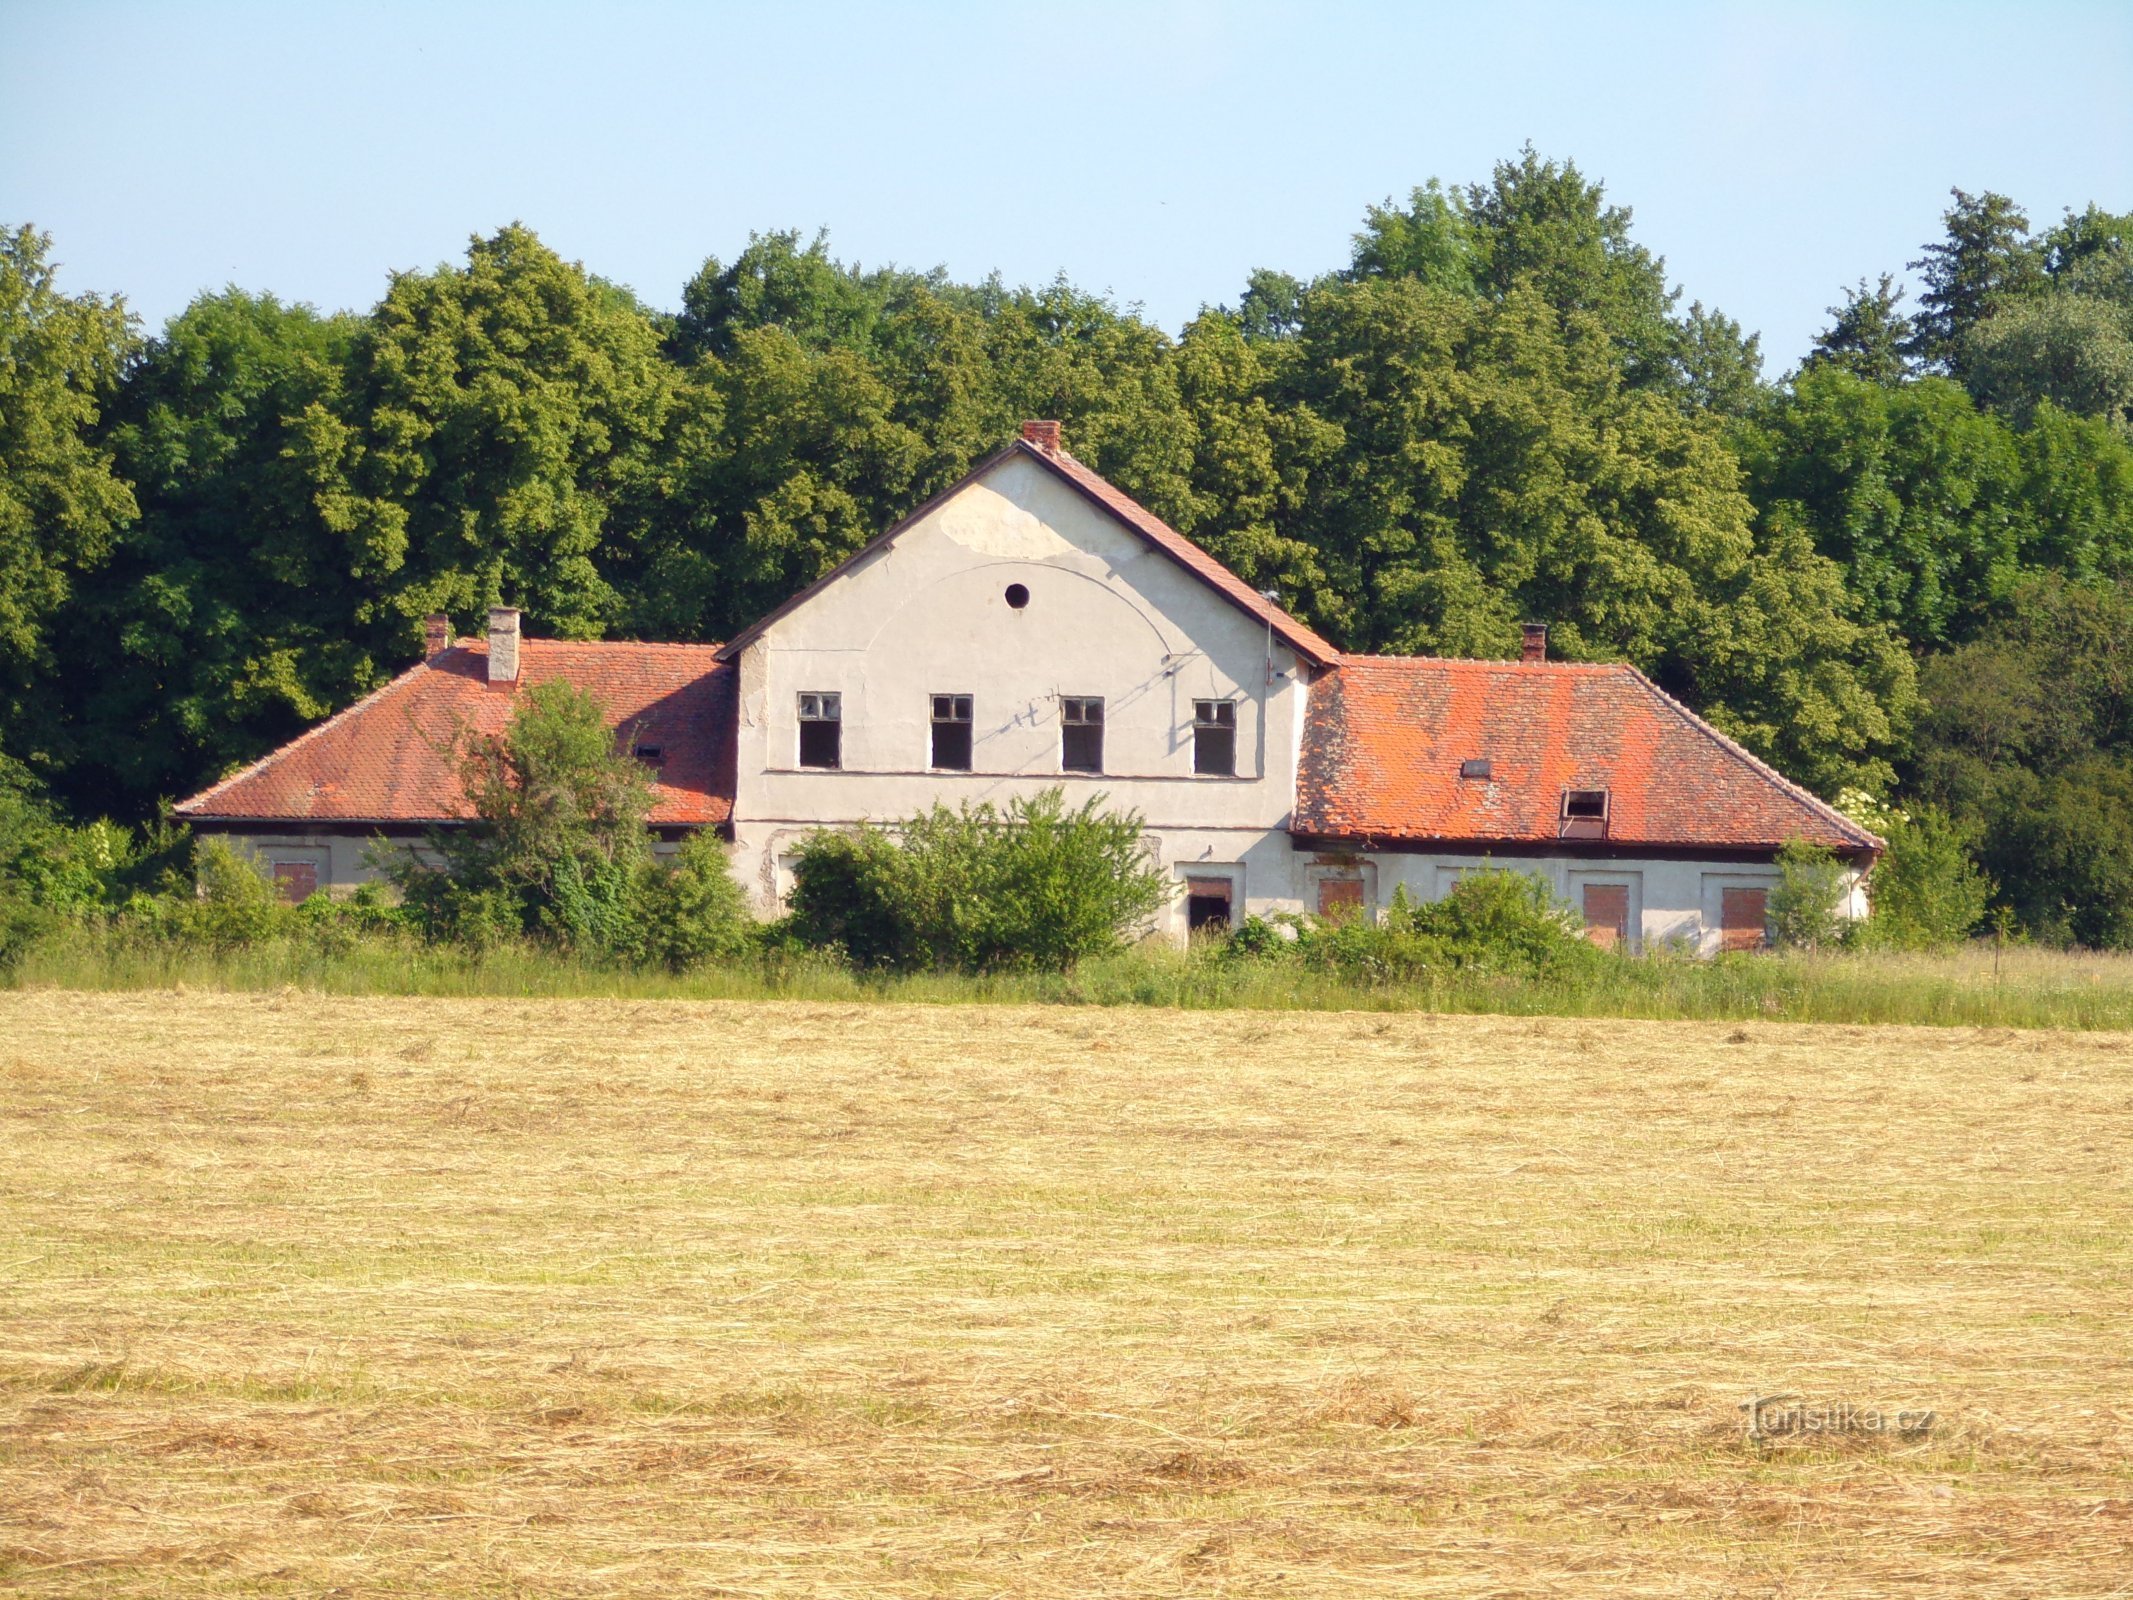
[1185, 879, 1233, 933]
[1317, 877, 1365, 920]
[270, 861, 318, 905]
[1721, 887, 1769, 951]
[1582, 883, 1629, 949]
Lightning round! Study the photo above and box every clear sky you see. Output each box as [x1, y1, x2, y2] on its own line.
[4, 0, 2128, 372]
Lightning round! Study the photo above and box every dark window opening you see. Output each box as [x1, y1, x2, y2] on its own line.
[1560, 787, 1609, 839]
[1061, 696, 1104, 773]
[1004, 583, 1030, 610]
[632, 743, 665, 770]
[798, 691, 841, 769]
[1460, 758, 1492, 780]
[1192, 700, 1237, 776]
[930, 693, 973, 770]
[1186, 879, 1234, 934]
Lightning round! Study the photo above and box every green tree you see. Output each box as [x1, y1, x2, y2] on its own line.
[1905, 189, 2044, 379]
[298, 224, 674, 645]
[1805, 274, 1914, 385]
[0, 225, 138, 752]
[50, 290, 365, 814]
[1768, 839, 1846, 950]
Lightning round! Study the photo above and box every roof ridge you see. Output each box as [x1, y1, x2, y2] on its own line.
[174, 652, 442, 815]
[1620, 666, 1883, 851]
[1340, 651, 1628, 673]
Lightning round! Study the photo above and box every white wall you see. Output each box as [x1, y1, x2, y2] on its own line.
[1326, 849, 1870, 954]
[729, 453, 1313, 922]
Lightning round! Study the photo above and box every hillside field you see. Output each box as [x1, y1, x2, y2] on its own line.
[2, 990, 2129, 1596]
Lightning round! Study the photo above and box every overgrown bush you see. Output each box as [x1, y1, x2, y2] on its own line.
[388, 681, 755, 966]
[1287, 871, 1603, 982]
[786, 789, 1170, 972]
[1840, 794, 1994, 949]
[1769, 840, 1848, 950]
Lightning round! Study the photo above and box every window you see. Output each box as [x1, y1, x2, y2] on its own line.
[632, 742, 664, 771]
[930, 694, 973, 770]
[1061, 696, 1104, 773]
[1460, 758, 1492, 780]
[1721, 887, 1769, 952]
[1192, 700, 1237, 776]
[798, 691, 841, 769]
[1185, 877, 1234, 934]
[1560, 788, 1609, 839]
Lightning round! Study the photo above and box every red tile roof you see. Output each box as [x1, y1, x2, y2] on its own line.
[175, 640, 735, 828]
[1295, 655, 1880, 856]
[716, 438, 1340, 667]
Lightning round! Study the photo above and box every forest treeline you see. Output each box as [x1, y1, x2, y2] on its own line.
[4, 150, 2132, 942]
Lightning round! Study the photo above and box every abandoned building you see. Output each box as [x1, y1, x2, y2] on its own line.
[175, 422, 1880, 950]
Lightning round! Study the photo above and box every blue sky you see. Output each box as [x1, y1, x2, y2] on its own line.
[3, 0, 2128, 371]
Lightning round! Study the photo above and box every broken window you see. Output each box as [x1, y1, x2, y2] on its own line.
[1192, 700, 1237, 776]
[1061, 696, 1104, 773]
[798, 691, 841, 769]
[1184, 877, 1234, 934]
[930, 694, 973, 771]
[1559, 788, 1609, 839]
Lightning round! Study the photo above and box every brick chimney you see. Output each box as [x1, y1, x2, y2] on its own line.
[1020, 419, 1061, 452]
[422, 613, 452, 659]
[1521, 623, 1548, 665]
[487, 607, 521, 686]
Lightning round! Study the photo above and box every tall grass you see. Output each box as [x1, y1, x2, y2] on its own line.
[13, 924, 2133, 1029]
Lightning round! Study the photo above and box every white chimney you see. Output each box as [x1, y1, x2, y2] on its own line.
[487, 607, 521, 686]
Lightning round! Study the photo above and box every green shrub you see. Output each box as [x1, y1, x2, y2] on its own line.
[1292, 871, 1601, 982]
[786, 788, 1170, 972]
[1769, 839, 1847, 950]
[630, 831, 758, 971]
[1866, 805, 1994, 949]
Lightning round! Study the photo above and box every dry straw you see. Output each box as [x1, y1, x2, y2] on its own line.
[2, 990, 2129, 1595]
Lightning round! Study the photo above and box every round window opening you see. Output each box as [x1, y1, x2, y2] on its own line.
[1004, 583, 1030, 610]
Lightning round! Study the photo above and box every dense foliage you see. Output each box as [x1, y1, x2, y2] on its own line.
[785, 788, 1171, 972]
[391, 680, 754, 966]
[4, 154, 2132, 939]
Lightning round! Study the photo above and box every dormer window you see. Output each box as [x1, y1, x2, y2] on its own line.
[1560, 788, 1609, 839]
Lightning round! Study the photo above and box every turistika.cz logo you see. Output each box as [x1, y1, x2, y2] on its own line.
[1739, 1394, 1936, 1438]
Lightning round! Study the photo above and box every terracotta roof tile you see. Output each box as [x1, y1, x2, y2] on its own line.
[1295, 655, 1880, 856]
[175, 639, 735, 827]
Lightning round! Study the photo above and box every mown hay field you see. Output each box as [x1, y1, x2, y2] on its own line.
[2, 989, 2129, 1596]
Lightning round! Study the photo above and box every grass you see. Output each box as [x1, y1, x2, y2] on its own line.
[16, 926, 2133, 1030]
[1, 990, 2129, 1595]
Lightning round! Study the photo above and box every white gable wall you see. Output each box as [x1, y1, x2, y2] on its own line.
[727, 454, 1313, 930]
